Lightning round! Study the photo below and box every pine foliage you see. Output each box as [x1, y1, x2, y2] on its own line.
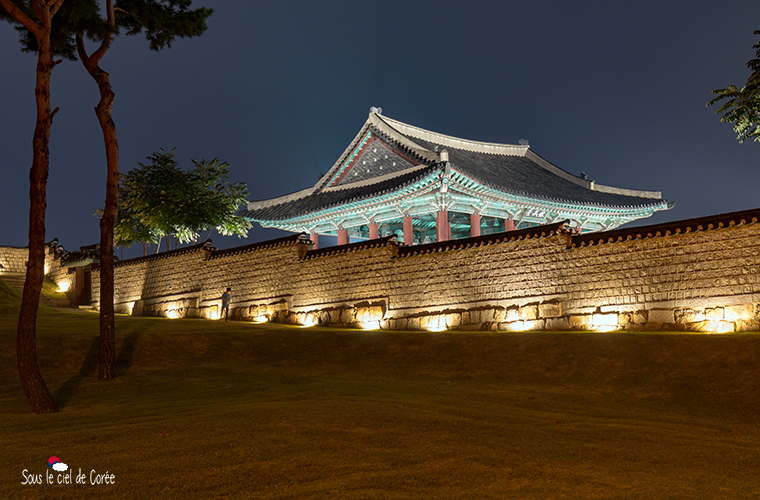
[708, 30, 760, 143]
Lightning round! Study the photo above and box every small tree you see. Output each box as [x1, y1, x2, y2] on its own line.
[115, 149, 251, 253]
[708, 30, 760, 143]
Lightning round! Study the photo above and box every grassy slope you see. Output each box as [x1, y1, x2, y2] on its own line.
[1, 283, 759, 499]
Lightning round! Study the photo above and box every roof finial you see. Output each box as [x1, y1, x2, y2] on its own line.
[519, 138, 529, 146]
[370, 106, 383, 115]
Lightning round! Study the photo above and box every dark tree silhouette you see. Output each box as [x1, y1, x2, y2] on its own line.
[8, 0, 212, 381]
[0, 0, 66, 414]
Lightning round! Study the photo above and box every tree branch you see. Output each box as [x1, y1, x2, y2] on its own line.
[0, 0, 43, 38]
[86, 0, 115, 67]
[75, 32, 90, 66]
[47, 0, 65, 17]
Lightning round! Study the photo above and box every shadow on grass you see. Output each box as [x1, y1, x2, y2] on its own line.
[54, 323, 148, 408]
[55, 336, 98, 408]
[116, 326, 146, 377]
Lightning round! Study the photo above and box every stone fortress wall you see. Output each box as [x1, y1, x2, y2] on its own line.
[85, 207, 760, 332]
[0, 243, 74, 294]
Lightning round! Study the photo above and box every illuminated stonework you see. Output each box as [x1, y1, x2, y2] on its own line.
[83, 208, 760, 334]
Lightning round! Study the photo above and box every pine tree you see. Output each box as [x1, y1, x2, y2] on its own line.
[0, 0, 67, 414]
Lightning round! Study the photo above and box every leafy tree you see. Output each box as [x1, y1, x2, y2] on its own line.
[115, 149, 251, 253]
[708, 30, 760, 143]
[1, 0, 66, 414]
[7, 0, 212, 381]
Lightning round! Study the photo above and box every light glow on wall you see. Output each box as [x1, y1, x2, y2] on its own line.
[592, 313, 619, 332]
[253, 315, 269, 324]
[421, 315, 446, 332]
[357, 308, 383, 330]
[56, 281, 70, 293]
[300, 313, 318, 328]
[708, 320, 734, 334]
[166, 309, 179, 319]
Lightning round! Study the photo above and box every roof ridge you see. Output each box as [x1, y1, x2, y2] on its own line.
[377, 113, 529, 156]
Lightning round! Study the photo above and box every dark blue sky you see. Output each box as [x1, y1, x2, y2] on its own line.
[2, 1, 759, 257]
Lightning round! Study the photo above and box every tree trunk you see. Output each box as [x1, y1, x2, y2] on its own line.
[13, 0, 60, 414]
[85, 64, 117, 381]
[76, 12, 117, 380]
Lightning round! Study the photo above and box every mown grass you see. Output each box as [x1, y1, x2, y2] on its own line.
[1, 280, 760, 499]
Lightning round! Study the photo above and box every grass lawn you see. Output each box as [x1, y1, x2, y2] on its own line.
[1, 280, 760, 499]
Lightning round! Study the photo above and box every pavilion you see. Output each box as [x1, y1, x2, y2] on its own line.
[242, 109, 673, 247]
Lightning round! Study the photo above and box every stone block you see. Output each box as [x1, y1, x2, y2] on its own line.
[705, 307, 724, 321]
[569, 315, 591, 329]
[340, 308, 354, 324]
[319, 310, 331, 325]
[648, 309, 674, 324]
[519, 305, 538, 320]
[505, 307, 519, 322]
[538, 302, 561, 318]
[446, 313, 462, 328]
[461, 311, 471, 325]
[674, 309, 705, 324]
[493, 308, 506, 323]
[545, 318, 570, 330]
[725, 304, 755, 321]
[329, 309, 342, 324]
[480, 309, 495, 323]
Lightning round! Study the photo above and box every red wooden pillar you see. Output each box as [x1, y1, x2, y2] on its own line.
[436, 210, 451, 242]
[505, 218, 516, 231]
[309, 232, 318, 249]
[403, 215, 414, 245]
[470, 213, 481, 237]
[337, 228, 349, 245]
[369, 222, 379, 239]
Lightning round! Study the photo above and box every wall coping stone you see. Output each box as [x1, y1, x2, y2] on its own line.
[207, 233, 309, 260]
[571, 207, 760, 247]
[302, 235, 399, 260]
[113, 240, 215, 268]
[395, 221, 569, 257]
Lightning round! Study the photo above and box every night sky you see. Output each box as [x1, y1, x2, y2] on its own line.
[2, 1, 759, 258]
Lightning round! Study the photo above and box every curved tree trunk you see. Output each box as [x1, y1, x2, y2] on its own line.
[4, 0, 63, 414]
[76, 0, 117, 381]
[95, 78, 118, 381]
[77, 67, 117, 382]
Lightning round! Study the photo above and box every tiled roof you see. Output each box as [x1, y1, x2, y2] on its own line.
[243, 111, 670, 223]
[242, 163, 439, 221]
[404, 135, 665, 209]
